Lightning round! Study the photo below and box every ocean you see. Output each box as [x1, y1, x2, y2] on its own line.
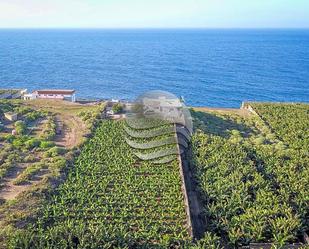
[0, 29, 308, 107]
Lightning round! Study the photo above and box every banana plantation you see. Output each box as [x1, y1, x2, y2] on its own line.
[8, 121, 190, 248]
[2, 102, 308, 249]
[190, 103, 309, 248]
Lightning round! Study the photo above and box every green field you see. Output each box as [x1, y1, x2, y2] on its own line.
[8, 121, 189, 248]
[1, 102, 308, 249]
[191, 103, 309, 248]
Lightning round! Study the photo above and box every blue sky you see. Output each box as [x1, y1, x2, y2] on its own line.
[0, 0, 308, 28]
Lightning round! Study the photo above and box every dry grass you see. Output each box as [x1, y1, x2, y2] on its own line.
[23, 99, 99, 115]
[193, 106, 251, 117]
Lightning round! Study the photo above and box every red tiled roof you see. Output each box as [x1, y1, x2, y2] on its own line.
[34, 90, 75, 95]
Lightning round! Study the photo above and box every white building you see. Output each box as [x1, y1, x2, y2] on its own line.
[23, 90, 76, 102]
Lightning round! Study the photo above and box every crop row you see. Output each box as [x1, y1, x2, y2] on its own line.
[190, 106, 309, 248]
[9, 121, 190, 248]
[251, 103, 309, 149]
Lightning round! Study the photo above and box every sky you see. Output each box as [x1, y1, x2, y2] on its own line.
[0, 0, 308, 28]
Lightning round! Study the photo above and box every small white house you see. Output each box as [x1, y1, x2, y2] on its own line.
[23, 90, 76, 102]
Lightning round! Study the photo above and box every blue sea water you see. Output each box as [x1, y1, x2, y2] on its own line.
[0, 29, 308, 107]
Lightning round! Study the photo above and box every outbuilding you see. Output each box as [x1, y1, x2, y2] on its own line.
[23, 89, 76, 102]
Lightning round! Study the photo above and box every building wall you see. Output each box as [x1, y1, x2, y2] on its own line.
[23, 93, 76, 102]
[38, 94, 64, 99]
[37, 94, 76, 102]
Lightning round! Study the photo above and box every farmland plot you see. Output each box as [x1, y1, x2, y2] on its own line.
[0, 100, 103, 248]
[9, 121, 190, 248]
[190, 104, 309, 248]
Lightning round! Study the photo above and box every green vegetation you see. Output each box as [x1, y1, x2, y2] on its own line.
[78, 103, 106, 129]
[24, 110, 45, 123]
[14, 121, 27, 135]
[125, 118, 180, 163]
[251, 103, 309, 150]
[0, 146, 20, 180]
[12, 162, 45, 185]
[0, 100, 19, 114]
[8, 121, 189, 248]
[0, 100, 101, 248]
[1, 100, 308, 248]
[190, 103, 309, 248]
[112, 103, 123, 114]
[40, 117, 56, 140]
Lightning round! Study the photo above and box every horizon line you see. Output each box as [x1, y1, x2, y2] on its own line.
[0, 27, 309, 30]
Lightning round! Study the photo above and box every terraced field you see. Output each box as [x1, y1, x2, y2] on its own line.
[9, 121, 190, 248]
[190, 103, 309, 248]
[251, 103, 309, 150]
[2, 102, 308, 249]
[0, 100, 103, 248]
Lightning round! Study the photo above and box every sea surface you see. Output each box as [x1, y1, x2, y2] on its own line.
[0, 29, 308, 107]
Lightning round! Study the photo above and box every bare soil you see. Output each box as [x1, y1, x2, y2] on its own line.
[0, 163, 44, 201]
[54, 115, 87, 148]
[0, 100, 95, 201]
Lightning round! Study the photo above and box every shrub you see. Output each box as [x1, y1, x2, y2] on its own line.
[5, 134, 15, 143]
[40, 117, 56, 140]
[23, 155, 36, 163]
[13, 162, 45, 185]
[14, 106, 32, 115]
[12, 138, 24, 148]
[253, 135, 265, 145]
[7, 153, 21, 163]
[48, 157, 67, 176]
[25, 138, 41, 149]
[0, 134, 5, 142]
[14, 120, 27, 135]
[112, 103, 123, 114]
[44, 147, 66, 158]
[40, 141, 55, 149]
[24, 111, 44, 123]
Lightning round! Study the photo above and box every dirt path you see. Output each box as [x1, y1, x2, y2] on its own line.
[54, 115, 86, 148]
[0, 114, 87, 201]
